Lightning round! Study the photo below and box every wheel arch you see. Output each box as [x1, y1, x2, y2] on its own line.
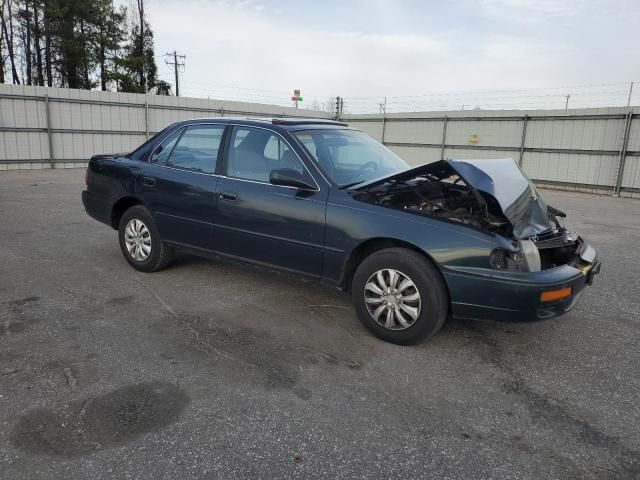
[111, 196, 146, 229]
[341, 238, 449, 297]
[340, 237, 451, 312]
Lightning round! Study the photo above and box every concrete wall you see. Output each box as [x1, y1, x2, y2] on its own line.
[344, 108, 640, 198]
[0, 84, 331, 171]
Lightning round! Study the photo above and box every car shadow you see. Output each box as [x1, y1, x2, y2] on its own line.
[161, 251, 566, 352]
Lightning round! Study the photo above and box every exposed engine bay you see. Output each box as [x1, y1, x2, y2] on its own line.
[351, 159, 581, 271]
[352, 164, 507, 232]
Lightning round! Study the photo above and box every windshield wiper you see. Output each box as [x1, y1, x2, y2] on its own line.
[339, 180, 365, 189]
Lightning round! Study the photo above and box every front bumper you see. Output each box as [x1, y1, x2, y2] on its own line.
[444, 240, 600, 322]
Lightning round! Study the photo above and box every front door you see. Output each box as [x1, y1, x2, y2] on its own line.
[138, 124, 226, 251]
[215, 126, 327, 276]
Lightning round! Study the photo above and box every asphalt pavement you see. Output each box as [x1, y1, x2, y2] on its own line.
[1, 169, 639, 479]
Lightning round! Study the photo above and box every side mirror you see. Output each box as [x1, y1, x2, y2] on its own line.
[269, 168, 316, 190]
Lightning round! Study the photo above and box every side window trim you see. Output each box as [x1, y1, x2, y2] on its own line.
[147, 123, 227, 176]
[167, 125, 224, 174]
[223, 124, 321, 191]
[149, 126, 184, 166]
[148, 127, 181, 163]
[164, 127, 186, 164]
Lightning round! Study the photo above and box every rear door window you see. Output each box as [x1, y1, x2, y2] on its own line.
[151, 125, 225, 174]
[150, 129, 181, 166]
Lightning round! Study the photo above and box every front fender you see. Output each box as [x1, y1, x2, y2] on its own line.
[323, 190, 509, 282]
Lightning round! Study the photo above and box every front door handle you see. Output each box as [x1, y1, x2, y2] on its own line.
[142, 176, 156, 187]
[219, 191, 238, 201]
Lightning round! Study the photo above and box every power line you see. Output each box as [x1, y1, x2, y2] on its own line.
[146, 75, 636, 113]
[341, 82, 638, 113]
[345, 89, 630, 105]
[170, 81, 332, 107]
[180, 80, 293, 96]
[342, 80, 635, 101]
[164, 51, 186, 97]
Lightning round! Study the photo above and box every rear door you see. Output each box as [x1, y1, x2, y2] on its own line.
[214, 125, 328, 276]
[137, 124, 226, 251]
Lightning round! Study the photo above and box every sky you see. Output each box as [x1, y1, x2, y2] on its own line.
[138, 0, 640, 112]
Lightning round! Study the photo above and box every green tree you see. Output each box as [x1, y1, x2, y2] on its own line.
[1, 0, 170, 95]
[45, 0, 95, 88]
[116, 0, 169, 95]
[92, 0, 126, 91]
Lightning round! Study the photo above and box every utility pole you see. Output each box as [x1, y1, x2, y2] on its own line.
[628, 82, 634, 107]
[564, 94, 570, 110]
[335, 96, 344, 120]
[164, 51, 186, 96]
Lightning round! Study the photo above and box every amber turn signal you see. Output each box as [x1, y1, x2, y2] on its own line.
[540, 287, 572, 302]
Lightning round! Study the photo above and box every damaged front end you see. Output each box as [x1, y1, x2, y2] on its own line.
[351, 158, 586, 273]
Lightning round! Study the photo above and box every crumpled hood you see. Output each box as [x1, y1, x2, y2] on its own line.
[354, 158, 553, 238]
[446, 158, 553, 238]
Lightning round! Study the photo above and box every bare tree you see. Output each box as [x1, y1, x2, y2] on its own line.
[308, 97, 336, 113]
[0, 0, 5, 83]
[25, 1, 31, 83]
[33, 0, 43, 85]
[0, 0, 20, 83]
[18, 0, 33, 84]
[43, 0, 52, 86]
[308, 98, 322, 111]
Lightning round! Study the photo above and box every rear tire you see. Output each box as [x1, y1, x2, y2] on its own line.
[351, 248, 448, 345]
[118, 206, 173, 272]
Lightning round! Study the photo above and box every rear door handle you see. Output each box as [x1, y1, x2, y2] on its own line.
[219, 191, 238, 201]
[142, 176, 156, 187]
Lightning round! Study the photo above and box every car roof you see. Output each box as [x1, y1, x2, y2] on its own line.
[174, 117, 349, 131]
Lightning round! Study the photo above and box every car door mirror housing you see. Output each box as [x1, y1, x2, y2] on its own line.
[269, 169, 316, 190]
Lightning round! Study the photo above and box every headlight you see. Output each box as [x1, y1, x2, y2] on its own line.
[490, 239, 541, 272]
[490, 248, 524, 271]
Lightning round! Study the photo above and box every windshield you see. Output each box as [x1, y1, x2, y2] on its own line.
[293, 129, 411, 187]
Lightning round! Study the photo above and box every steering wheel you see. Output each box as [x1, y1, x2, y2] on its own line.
[351, 161, 378, 182]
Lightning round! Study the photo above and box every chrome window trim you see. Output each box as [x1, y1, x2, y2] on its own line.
[148, 122, 227, 175]
[149, 163, 224, 177]
[227, 123, 321, 192]
[216, 174, 319, 192]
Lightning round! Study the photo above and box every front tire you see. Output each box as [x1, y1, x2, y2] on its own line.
[118, 206, 173, 272]
[351, 248, 448, 345]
